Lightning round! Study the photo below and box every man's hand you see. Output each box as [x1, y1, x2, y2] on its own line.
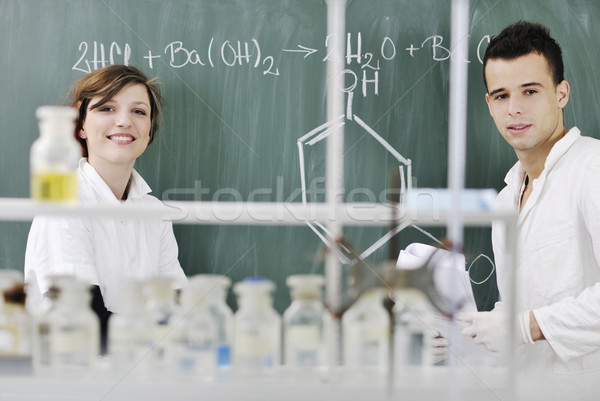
[430, 330, 450, 365]
[529, 311, 545, 341]
[458, 310, 535, 352]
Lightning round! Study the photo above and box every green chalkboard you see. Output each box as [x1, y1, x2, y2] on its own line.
[1, 0, 599, 312]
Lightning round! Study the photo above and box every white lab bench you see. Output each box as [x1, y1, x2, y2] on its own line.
[0, 365, 510, 401]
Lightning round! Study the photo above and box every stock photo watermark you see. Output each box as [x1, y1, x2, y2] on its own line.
[159, 177, 442, 224]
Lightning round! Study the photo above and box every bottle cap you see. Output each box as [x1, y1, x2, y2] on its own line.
[3, 284, 27, 305]
[35, 106, 78, 139]
[47, 274, 77, 290]
[0, 269, 24, 291]
[233, 277, 275, 296]
[286, 274, 324, 290]
[181, 274, 231, 307]
[53, 278, 91, 304]
[187, 274, 231, 291]
[36, 106, 77, 121]
[286, 274, 324, 299]
[144, 276, 175, 300]
[117, 278, 147, 310]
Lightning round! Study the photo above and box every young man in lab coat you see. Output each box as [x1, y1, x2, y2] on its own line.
[460, 21, 600, 397]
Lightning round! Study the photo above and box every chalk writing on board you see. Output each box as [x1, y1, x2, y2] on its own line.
[284, 33, 491, 96]
[281, 45, 318, 58]
[72, 41, 133, 73]
[298, 93, 411, 261]
[297, 94, 495, 284]
[72, 33, 491, 96]
[288, 33, 491, 64]
[72, 39, 280, 76]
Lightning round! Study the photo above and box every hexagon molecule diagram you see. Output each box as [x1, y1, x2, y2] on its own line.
[297, 97, 414, 264]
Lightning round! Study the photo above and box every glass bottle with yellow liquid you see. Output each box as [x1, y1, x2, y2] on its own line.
[30, 106, 81, 202]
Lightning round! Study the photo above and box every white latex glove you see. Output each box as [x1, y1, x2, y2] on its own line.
[458, 310, 534, 352]
[397, 243, 478, 312]
[430, 330, 450, 365]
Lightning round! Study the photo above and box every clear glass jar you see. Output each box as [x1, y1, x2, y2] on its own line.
[30, 106, 81, 202]
[393, 288, 434, 366]
[108, 279, 153, 379]
[342, 288, 390, 369]
[283, 274, 325, 368]
[183, 274, 233, 370]
[0, 280, 32, 376]
[144, 276, 176, 373]
[32, 275, 76, 374]
[233, 277, 281, 374]
[33, 278, 99, 377]
[170, 275, 232, 379]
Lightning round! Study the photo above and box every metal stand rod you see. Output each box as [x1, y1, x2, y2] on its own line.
[324, 0, 347, 368]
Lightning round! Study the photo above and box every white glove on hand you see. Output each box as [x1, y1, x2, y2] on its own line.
[430, 330, 450, 365]
[458, 310, 534, 353]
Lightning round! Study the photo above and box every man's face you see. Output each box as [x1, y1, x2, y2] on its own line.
[484, 52, 569, 160]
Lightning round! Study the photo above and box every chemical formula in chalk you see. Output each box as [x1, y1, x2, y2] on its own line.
[71, 33, 492, 99]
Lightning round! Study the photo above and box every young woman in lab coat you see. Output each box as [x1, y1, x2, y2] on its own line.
[25, 65, 187, 341]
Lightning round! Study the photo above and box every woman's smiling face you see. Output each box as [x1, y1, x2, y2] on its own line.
[81, 83, 152, 169]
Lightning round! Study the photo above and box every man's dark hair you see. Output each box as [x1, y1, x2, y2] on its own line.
[483, 21, 564, 90]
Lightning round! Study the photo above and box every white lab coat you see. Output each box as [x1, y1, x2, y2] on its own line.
[492, 128, 600, 398]
[24, 159, 187, 313]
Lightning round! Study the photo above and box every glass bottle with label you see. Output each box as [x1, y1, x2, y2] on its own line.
[33, 278, 99, 377]
[283, 274, 326, 369]
[393, 288, 434, 366]
[342, 288, 390, 370]
[0, 273, 32, 376]
[184, 274, 233, 370]
[33, 275, 75, 375]
[30, 106, 81, 203]
[108, 279, 153, 379]
[233, 277, 281, 374]
[170, 275, 222, 379]
[144, 276, 176, 373]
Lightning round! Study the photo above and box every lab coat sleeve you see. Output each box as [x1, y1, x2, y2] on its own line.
[532, 157, 600, 362]
[24, 215, 98, 310]
[157, 219, 187, 288]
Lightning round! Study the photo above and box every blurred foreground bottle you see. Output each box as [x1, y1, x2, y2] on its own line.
[393, 288, 435, 366]
[108, 279, 153, 379]
[170, 275, 224, 379]
[31, 106, 81, 202]
[0, 270, 32, 375]
[233, 278, 280, 375]
[144, 276, 176, 375]
[283, 274, 326, 369]
[187, 274, 233, 370]
[33, 277, 99, 377]
[342, 288, 390, 370]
